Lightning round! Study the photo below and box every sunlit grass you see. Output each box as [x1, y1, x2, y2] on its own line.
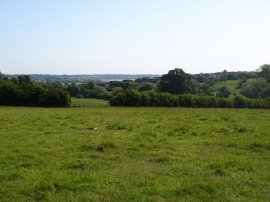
[0, 106, 269, 201]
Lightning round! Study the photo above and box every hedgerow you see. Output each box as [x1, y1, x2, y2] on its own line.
[110, 90, 270, 109]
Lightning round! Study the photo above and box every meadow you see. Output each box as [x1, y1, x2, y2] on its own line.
[0, 102, 270, 201]
[214, 80, 241, 95]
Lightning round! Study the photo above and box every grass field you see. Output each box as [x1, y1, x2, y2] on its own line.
[71, 98, 109, 107]
[0, 105, 270, 201]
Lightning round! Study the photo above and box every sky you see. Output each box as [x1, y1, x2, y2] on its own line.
[0, 0, 270, 75]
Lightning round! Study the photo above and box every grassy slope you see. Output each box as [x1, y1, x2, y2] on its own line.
[0, 107, 270, 201]
[214, 80, 241, 95]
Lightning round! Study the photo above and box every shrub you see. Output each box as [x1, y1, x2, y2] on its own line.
[233, 96, 246, 108]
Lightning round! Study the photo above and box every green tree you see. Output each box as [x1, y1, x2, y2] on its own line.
[158, 68, 195, 94]
[18, 75, 32, 84]
[67, 83, 81, 97]
[200, 80, 216, 96]
[259, 64, 270, 83]
[217, 86, 231, 98]
[125, 90, 141, 106]
[233, 95, 246, 108]
[219, 70, 228, 81]
[139, 83, 155, 92]
[86, 80, 95, 90]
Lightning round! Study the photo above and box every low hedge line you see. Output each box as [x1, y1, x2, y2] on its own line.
[110, 90, 270, 109]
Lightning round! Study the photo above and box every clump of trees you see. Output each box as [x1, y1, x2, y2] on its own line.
[241, 65, 270, 98]
[0, 74, 71, 107]
[66, 81, 111, 100]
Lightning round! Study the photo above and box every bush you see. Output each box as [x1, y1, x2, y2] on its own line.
[125, 90, 141, 106]
[233, 96, 246, 108]
[178, 95, 193, 107]
[218, 98, 233, 108]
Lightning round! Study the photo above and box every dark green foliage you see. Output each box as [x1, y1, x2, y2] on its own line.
[233, 96, 246, 108]
[241, 79, 267, 98]
[158, 68, 196, 94]
[259, 64, 270, 83]
[66, 81, 111, 100]
[217, 86, 231, 98]
[219, 70, 228, 81]
[200, 81, 216, 96]
[125, 90, 141, 106]
[139, 82, 155, 92]
[194, 71, 257, 83]
[240, 65, 270, 98]
[66, 83, 80, 97]
[110, 91, 270, 109]
[0, 76, 70, 107]
[108, 80, 138, 90]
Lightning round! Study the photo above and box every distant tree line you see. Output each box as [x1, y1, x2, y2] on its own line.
[194, 70, 257, 83]
[0, 73, 71, 107]
[2, 64, 269, 108]
[109, 65, 270, 109]
[65, 80, 156, 100]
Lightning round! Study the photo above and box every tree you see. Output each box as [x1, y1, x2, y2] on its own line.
[0, 72, 3, 81]
[158, 68, 195, 94]
[217, 86, 231, 98]
[241, 79, 267, 98]
[139, 83, 155, 92]
[0, 76, 71, 107]
[200, 80, 216, 96]
[233, 95, 246, 108]
[92, 86, 110, 99]
[67, 83, 81, 97]
[86, 80, 95, 90]
[219, 70, 228, 81]
[18, 75, 32, 84]
[125, 90, 141, 106]
[259, 64, 270, 83]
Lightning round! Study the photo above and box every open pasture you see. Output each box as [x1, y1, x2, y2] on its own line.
[0, 106, 269, 201]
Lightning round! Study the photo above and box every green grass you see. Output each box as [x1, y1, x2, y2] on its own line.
[0, 106, 270, 201]
[215, 80, 241, 95]
[71, 98, 109, 107]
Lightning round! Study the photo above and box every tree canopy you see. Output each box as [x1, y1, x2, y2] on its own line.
[158, 68, 195, 94]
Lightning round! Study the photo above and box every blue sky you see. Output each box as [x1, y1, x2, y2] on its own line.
[0, 0, 270, 74]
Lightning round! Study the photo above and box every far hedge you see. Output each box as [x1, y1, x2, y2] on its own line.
[110, 90, 270, 109]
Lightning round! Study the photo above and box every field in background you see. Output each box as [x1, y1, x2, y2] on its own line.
[214, 78, 257, 96]
[0, 106, 269, 201]
[71, 98, 109, 107]
[214, 80, 241, 95]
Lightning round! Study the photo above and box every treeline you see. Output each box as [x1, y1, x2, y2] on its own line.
[65, 80, 156, 100]
[0, 74, 71, 107]
[66, 64, 270, 104]
[194, 70, 257, 83]
[110, 90, 270, 109]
